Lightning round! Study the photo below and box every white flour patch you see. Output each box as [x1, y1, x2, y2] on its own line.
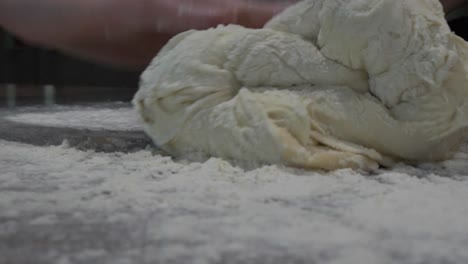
[1, 104, 468, 263]
[6, 107, 141, 131]
[1, 138, 468, 263]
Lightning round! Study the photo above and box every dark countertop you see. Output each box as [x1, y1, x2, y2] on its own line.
[1, 104, 468, 264]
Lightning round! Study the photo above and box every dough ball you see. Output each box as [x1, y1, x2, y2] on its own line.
[133, 0, 468, 170]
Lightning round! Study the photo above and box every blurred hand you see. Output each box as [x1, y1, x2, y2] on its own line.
[0, 0, 293, 69]
[441, 0, 468, 12]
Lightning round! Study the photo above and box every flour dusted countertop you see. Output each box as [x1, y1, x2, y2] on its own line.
[1, 104, 468, 264]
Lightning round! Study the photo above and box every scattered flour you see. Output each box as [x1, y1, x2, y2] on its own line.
[6, 106, 141, 131]
[1, 132, 468, 263]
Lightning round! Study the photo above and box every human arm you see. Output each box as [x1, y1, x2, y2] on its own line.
[0, 0, 291, 69]
[441, 0, 468, 12]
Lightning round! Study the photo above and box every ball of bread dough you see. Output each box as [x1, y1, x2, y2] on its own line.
[133, 0, 468, 170]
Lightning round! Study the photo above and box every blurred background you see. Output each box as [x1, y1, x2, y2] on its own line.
[1, 13, 467, 108]
[0, 29, 140, 107]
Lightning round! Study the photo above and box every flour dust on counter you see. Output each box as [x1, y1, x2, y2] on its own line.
[1, 137, 468, 263]
[1, 103, 468, 263]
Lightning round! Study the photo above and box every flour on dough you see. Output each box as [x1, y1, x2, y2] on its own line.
[133, 0, 468, 170]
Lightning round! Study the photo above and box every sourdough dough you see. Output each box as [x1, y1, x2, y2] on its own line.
[133, 0, 468, 170]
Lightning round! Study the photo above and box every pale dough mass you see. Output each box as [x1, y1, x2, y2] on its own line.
[133, 0, 468, 170]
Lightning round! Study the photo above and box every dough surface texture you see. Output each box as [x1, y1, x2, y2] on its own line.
[134, 0, 468, 170]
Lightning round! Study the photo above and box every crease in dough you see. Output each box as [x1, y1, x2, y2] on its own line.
[134, 0, 468, 171]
